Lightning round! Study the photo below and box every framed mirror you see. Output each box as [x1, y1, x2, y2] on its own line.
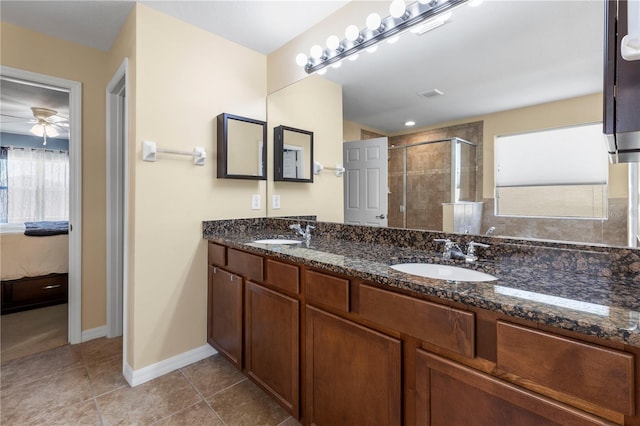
[274, 125, 314, 183]
[217, 113, 267, 180]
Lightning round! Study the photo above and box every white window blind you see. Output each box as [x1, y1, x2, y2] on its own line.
[495, 123, 608, 187]
[494, 123, 608, 219]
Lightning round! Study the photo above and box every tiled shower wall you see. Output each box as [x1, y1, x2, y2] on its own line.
[384, 122, 483, 230]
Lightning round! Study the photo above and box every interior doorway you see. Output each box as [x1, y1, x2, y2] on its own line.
[0, 66, 82, 349]
[106, 59, 128, 340]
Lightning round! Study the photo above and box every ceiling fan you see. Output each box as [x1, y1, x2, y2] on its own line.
[0, 106, 69, 145]
[29, 107, 69, 145]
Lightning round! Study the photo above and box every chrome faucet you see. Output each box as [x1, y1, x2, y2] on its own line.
[290, 223, 315, 242]
[434, 239, 490, 263]
[465, 241, 490, 263]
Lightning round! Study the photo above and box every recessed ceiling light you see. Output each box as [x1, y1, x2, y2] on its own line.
[405, 121, 416, 126]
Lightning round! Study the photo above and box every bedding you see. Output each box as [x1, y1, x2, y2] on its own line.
[1, 229, 69, 281]
[24, 221, 69, 236]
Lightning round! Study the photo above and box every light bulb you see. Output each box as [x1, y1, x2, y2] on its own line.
[366, 13, 382, 31]
[45, 125, 58, 138]
[345, 24, 360, 42]
[326, 35, 340, 50]
[405, 121, 416, 127]
[389, 0, 406, 18]
[31, 124, 44, 137]
[296, 53, 308, 67]
[310, 45, 324, 59]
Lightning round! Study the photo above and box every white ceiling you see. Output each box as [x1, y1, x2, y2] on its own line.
[0, 0, 604, 136]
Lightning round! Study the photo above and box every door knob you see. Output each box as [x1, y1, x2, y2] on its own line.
[376, 214, 386, 219]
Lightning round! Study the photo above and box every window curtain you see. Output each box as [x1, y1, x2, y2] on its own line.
[6, 147, 69, 223]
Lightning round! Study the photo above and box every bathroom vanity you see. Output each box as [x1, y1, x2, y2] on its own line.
[203, 218, 640, 425]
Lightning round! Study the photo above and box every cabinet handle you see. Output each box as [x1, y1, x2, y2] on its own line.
[43, 284, 61, 290]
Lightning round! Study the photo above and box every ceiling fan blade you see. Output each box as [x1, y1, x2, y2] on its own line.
[0, 112, 32, 120]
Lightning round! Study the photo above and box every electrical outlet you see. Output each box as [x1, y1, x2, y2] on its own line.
[251, 194, 261, 210]
[272, 194, 281, 209]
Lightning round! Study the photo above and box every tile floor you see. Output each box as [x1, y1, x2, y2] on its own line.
[0, 337, 301, 425]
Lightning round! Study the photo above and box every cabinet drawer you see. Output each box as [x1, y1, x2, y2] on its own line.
[227, 248, 264, 282]
[208, 242, 226, 267]
[265, 259, 299, 294]
[417, 350, 614, 426]
[305, 270, 350, 313]
[496, 321, 634, 415]
[11, 275, 68, 303]
[359, 284, 475, 358]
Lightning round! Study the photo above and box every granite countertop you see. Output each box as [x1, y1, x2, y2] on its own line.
[203, 220, 640, 348]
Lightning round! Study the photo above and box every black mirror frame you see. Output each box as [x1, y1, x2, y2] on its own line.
[217, 113, 267, 180]
[274, 125, 314, 183]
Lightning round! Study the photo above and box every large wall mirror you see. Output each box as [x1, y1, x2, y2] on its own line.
[274, 125, 314, 183]
[217, 113, 267, 180]
[266, 1, 638, 249]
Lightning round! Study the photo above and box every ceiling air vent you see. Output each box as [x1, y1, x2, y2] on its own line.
[418, 89, 444, 98]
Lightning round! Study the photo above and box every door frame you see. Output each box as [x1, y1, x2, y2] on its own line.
[106, 58, 129, 339]
[1, 66, 83, 344]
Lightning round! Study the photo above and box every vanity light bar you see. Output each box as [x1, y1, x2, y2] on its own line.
[303, 0, 468, 74]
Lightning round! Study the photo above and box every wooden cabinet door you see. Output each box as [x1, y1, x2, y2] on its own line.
[207, 266, 243, 369]
[416, 350, 613, 426]
[245, 281, 299, 417]
[306, 305, 401, 426]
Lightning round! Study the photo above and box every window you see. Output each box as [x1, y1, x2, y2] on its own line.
[495, 123, 608, 219]
[0, 147, 69, 223]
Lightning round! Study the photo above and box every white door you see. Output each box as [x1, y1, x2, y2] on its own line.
[343, 137, 388, 226]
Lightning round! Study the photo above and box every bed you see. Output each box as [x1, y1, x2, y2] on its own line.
[1, 222, 69, 314]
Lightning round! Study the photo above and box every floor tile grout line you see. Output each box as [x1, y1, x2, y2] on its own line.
[148, 400, 208, 426]
[178, 367, 231, 426]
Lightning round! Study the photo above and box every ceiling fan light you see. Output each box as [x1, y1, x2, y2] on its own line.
[45, 125, 59, 138]
[31, 124, 45, 137]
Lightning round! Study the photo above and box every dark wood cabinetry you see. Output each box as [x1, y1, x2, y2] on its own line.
[416, 350, 613, 426]
[207, 266, 243, 369]
[245, 280, 300, 417]
[305, 305, 402, 426]
[207, 241, 637, 425]
[207, 242, 301, 417]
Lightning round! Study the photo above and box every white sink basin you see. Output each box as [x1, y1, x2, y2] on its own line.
[390, 263, 497, 282]
[252, 239, 303, 245]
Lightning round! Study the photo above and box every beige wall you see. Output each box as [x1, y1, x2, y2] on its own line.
[267, 75, 344, 223]
[0, 22, 109, 332]
[131, 4, 267, 369]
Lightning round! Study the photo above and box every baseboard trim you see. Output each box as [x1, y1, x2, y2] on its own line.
[123, 344, 217, 387]
[81, 325, 107, 342]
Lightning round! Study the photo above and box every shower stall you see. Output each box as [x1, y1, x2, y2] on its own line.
[387, 137, 480, 233]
